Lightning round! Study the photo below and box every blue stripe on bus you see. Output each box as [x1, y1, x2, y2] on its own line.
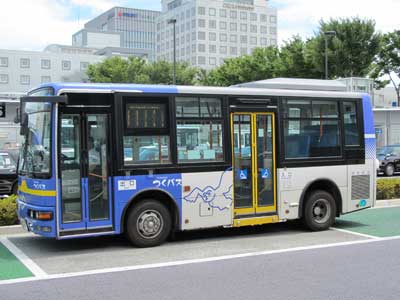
[362, 94, 374, 135]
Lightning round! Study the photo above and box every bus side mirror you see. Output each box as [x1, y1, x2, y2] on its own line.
[20, 113, 29, 136]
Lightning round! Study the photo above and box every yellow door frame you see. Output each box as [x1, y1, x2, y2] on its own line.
[231, 112, 277, 217]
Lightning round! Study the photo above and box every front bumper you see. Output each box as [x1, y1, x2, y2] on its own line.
[17, 199, 57, 238]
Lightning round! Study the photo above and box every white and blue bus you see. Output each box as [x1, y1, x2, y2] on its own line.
[17, 82, 376, 247]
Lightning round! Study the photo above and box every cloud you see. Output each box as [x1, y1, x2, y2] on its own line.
[272, 0, 400, 44]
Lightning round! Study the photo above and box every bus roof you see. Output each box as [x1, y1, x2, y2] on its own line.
[33, 82, 367, 99]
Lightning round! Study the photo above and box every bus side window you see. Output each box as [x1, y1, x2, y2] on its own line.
[343, 102, 360, 146]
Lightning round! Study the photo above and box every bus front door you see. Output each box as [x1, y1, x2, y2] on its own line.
[232, 112, 277, 219]
[58, 110, 113, 236]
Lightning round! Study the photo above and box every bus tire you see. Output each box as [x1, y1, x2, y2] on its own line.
[303, 190, 336, 231]
[125, 199, 172, 248]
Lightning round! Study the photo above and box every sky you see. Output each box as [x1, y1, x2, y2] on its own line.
[0, 0, 399, 51]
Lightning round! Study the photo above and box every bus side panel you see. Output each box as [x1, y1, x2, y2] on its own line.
[277, 166, 348, 220]
[345, 95, 376, 213]
[113, 174, 182, 234]
[181, 170, 233, 230]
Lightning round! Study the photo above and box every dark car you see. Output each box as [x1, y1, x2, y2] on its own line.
[0, 151, 18, 195]
[377, 145, 400, 176]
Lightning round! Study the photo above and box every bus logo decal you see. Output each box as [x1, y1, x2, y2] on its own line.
[183, 170, 233, 211]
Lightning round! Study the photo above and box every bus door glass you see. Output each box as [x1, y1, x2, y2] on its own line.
[59, 110, 112, 232]
[232, 112, 276, 217]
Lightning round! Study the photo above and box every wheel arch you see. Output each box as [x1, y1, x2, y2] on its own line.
[299, 178, 343, 218]
[120, 188, 180, 234]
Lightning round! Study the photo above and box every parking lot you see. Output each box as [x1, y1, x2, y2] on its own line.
[1, 202, 400, 284]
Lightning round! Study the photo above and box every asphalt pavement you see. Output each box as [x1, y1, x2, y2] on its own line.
[1, 237, 399, 300]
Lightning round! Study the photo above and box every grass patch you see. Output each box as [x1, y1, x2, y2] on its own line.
[376, 178, 400, 200]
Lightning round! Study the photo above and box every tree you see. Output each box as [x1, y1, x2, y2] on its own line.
[204, 47, 283, 86]
[87, 57, 200, 85]
[307, 17, 381, 79]
[371, 30, 400, 104]
[279, 36, 319, 78]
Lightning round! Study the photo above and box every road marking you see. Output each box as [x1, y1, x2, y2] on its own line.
[330, 227, 379, 239]
[1, 235, 400, 286]
[372, 204, 400, 210]
[0, 237, 47, 279]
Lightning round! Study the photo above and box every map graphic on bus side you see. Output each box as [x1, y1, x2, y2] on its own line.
[183, 170, 233, 211]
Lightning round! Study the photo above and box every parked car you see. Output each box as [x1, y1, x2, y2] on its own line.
[377, 144, 400, 176]
[0, 150, 18, 195]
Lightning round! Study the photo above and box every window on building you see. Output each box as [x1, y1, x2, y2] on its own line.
[186, 9, 190, 18]
[270, 27, 277, 35]
[198, 19, 205, 27]
[191, 19, 196, 29]
[220, 46, 227, 54]
[20, 75, 30, 85]
[220, 33, 227, 42]
[191, 7, 196, 16]
[175, 97, 224, 163]
[0, 57, 8, 67]
[230, 47, 237, 55]
[260, 14, 267, 22]
[283, 99, 341, 159]
[240, 35, 247, 44]
[250, 13, 257, 21]
[260, 38, 267, 45]
[220, 21, 227, 30]
[230, 34, 237, 43]
[41, 76, 51, 84]
[230, 10, 237, 19]
[191, 56, 196, 64]
[198, 31, 206, 40]
[240, 48, 247, 55]
[198, 56, 206, 65]
[209, 20, 216, 29]
[343, 102, 360, 146]
[198, 44, 206, 52]
[41, 59, 51, 69]
[80, 62, 89, 71]
[62, 60, 71, 71]
[192, 31, 196, 41]
[230, 23, 237, 31]
[20, 58, 30, 69]
[250, 25, 257, 33]
[209, 44, 216, 53]
[209, 57, 216, 65]
[209, 32, 217, 41]
[123, 99, 171, 165]
[198, 7, 206, 15]
[250, 36, 257, 45]
[209, 8, 216, 16]
[192, 44, 196, 53]
[240, 12, 247, 20]
[240, 23, 247, 32]
[270, 15, 277, 23]
[0, 74, 8, 84]
[220, 9, 227, 17]
[260, 26, 267, 34]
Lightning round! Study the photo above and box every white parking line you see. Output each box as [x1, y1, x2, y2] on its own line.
[0, 237, 47, 279]
[330, 227, 379, 239]
[1, 235, 400, 286]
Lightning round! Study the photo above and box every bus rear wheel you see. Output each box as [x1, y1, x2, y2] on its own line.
[303, 190, 336, 231]
[125, 200, 172, 247]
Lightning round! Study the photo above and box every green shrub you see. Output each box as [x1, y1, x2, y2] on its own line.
[376, 178, 400, 200]
[0, 195, 18, 226]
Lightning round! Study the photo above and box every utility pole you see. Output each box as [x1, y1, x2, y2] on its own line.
[168, 19, 177, 85]
[324, 31, 336, 79]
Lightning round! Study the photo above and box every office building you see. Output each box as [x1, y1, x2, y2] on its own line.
[156, 0, 278, 69]
[73, 7, 161, 61]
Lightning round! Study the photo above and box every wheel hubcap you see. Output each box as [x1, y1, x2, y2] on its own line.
[312, 199, 331, 224]
[137, 210, 163, 239]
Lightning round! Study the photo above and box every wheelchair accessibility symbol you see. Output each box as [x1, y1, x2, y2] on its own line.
[261, 168, 270, 179]
[239, 169, 248, 180]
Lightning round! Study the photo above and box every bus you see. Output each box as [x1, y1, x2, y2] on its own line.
[16, 82, 376, 247]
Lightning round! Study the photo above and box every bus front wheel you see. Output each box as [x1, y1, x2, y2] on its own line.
[125, 199, 172, 247]
[303, 190, 336, 231]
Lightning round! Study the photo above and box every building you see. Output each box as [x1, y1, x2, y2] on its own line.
[0, 48, 104, 147]
[156, 0, 278, 69]
[73, 7, 161, 61]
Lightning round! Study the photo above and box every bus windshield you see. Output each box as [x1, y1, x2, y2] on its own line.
[18, 102, 52, 178]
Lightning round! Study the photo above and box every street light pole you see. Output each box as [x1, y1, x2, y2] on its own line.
[324, 31, 336, 80]
[167, 19, 177, 85]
